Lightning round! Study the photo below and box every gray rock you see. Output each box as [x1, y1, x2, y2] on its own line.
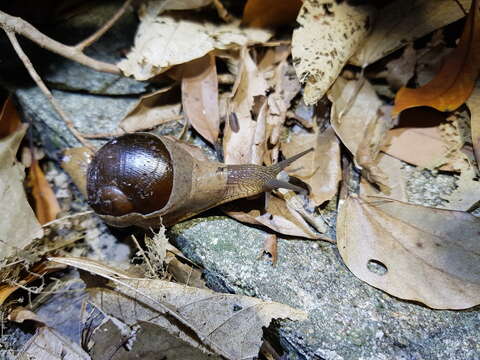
[171, 216, 480, 360]
[15, 86, 136, 156]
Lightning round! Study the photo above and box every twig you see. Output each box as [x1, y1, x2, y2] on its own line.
[0, 10, 120, 74]
[4, 30, 93, 149]
[75, 0, 134, 51]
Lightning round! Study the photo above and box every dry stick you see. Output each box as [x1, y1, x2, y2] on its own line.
[0, 10, 119, 74]
[4, 30, 93, 149]
[75, 0, 134, 51]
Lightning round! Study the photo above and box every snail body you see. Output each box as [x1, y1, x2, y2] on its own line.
[87, 133, 311, 228]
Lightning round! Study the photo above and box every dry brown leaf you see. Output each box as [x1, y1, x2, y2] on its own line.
[90, 320, 217, 360]
[28, 159, 61, 224]
[359, 153, 408, 202]
[292, 0, 373, 105]
[350, 0, 470, 66]
[281, 128, 341, 206]
[385, 44, 416, 90]
[0, 125, 43, 263]
[468, 80, 480, 167]
[223, 48, 268, 164]
[242, 0, 302, 28]
[0, 96, 22, 139]
[224, 195, 324, 239]
[90, 279, 306, 360]
[337, 195, 480, 309]
[17, 326, 90, 360]
[443, 164, 480, 211]
[52, 256, 306, 359]
[119, 5, 272, 80]
[259, 234, 278, 265]
[393, 0, 480, 114]
[119, 86, 182, 133]
[61, 147, 93, 197]
[181, 52, 220, 144]
[382, 109, 471, 171]
[328, 78, 392, 189]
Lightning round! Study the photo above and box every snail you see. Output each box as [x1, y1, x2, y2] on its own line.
[86, 132, 312, 228]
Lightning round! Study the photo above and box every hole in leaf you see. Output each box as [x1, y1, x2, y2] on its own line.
[233, 304, 243, 312]
[367, 259, 388, 276]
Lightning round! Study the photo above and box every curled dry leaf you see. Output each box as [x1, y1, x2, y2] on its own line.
[0, 96, 22, 139]
[223, 48, 268, 164]
[28, 159, 61, 224]
[328, 78, 393, 190]
[467, 81, 480, 167]
[61, 146, 93, 197]
[8, 307, 45, 326]
[224, 195, 324, 239]
[120, 86, 182, 133]
[0, 125, 43, 263]
[393, 0, 480, 114]
[242, 0, 302, 28]
[359, 153, 408, 202]
[292, 0, 373, 105]
[337, 195, 480, 309]
[180, 52, 220, 144]
[17, 326, 90, 360]
[119, 3, 272, 80]
[350, 0, 470, 66]
[281, 127, 341, 207]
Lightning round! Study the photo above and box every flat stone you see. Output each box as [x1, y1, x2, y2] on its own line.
[171, 215, 479, 359]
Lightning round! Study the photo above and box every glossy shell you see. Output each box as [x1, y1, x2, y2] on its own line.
[87, 133, 173, 216]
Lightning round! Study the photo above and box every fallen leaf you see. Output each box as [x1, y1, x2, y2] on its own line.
[443, 163, 480, 211]
[223, 48, 268, 164]
[281, 127, 341, 207]
[415, 30, 452, 86]
[382, 108, 471, 171]
[242, 0, 302, 28]
[258, 234, 278, 265]
[350, 0, 470, 66]
[337, 195, 480, 309]
[28, 159, 61, 224]
[359, 153, 408, 202]
[467, 80, 480, 167]
[61, 147, 93, 197]
[119, 86, 182, 133]
[17, 326, 90, 360]
[51, 256, 307, 360]
[145, 0, 213, 11]
[328, 78, 393, 189]
[90, 320, 217, 360]
[0, 125, 43, 263]
[181, 53, 220, 144]
[119, 6, 272, 80]
[292, 0, 373, 105]
[0, 96, 22, 139]
[393, 0, 480, 114]
[224, 195, 325, 239]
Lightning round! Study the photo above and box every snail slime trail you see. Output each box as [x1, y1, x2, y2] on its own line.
[86, 133, 312, 228]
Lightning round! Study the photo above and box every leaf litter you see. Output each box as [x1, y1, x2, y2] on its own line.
[4, 0, 480, 358]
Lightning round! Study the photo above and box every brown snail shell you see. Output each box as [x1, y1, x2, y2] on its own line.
[87, 132, 311, 228]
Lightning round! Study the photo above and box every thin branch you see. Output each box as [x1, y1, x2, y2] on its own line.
[75, 0, 134, 51]
[5, 30, 94, 149]
[0, 10, 120, 74]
